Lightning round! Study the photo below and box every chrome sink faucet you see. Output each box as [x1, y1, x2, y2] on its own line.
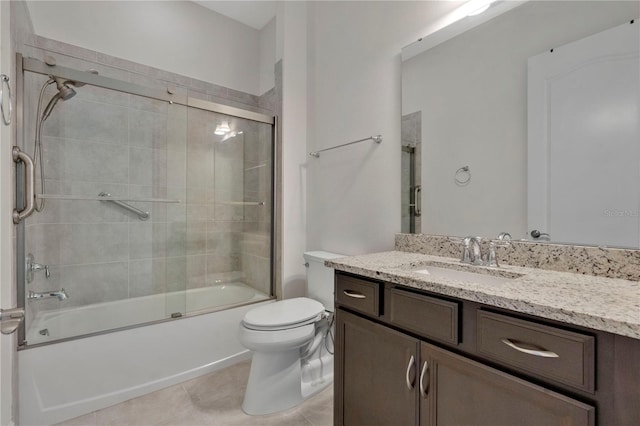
[460, 233, 511, 267]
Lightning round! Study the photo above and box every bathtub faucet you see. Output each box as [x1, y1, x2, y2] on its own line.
[28, 288, 68, 301]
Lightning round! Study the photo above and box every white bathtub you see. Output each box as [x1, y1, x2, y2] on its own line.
[26, 283, 265, 345]
[19, 284, 272, 425]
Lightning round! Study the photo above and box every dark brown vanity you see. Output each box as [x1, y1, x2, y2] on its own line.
[334, 271, 640, 426]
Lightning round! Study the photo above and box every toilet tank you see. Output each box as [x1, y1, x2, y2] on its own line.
[303, 251, 344, 312]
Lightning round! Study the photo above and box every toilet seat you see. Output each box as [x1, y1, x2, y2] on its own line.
[242, 297, 325, 331]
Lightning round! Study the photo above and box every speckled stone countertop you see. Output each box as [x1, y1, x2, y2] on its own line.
[326, 251, 640, 340]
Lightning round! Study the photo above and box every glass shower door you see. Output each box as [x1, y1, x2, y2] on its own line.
[18, 56, 275, 347]
[21, 71, 188, 345]
[183, 108, 273, 314]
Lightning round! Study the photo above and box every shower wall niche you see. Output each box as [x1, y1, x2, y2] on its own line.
[18, 37, 278, 346]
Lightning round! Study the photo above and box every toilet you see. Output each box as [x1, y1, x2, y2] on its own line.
[239, 251, 343, 415]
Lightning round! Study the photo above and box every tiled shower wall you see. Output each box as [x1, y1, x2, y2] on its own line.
[241, 61, 281, 297]
[21, 36, 279, 321]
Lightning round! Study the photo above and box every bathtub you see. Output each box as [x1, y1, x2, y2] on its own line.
[19, 283, 272, 425]
[25, 283, 266, 345]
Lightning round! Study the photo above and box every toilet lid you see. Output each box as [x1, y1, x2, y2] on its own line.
[243, 298, 325, 330]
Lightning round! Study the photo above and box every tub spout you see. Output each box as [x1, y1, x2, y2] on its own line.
[28, 288, 68, 301]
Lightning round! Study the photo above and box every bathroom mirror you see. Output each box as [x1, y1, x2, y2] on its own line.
[401, 0, 639, 248]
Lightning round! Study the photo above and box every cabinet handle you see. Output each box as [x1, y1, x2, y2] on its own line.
[343, 290, 366, 299]
[419, 360, 429, 397]
[501, 338, 559, 358]
[405, 355, 415, 390]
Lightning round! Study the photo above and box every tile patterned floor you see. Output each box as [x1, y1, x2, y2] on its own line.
[56, 360, 333, 426]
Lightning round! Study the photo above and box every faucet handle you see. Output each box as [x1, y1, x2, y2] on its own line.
[469, 237, 483, 265]
[485, 238, 511, 267]
[32, 263, 50, 278]
[485, 241, 499, 267]
[460, 237, 473, 263]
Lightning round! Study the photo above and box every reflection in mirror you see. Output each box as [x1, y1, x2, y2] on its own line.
[401, 1, 639, 248]
[401, 112, 422, 233]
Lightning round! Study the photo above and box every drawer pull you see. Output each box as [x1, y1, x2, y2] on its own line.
[405, 355, 416, 390]
[343, 290, 366, 299]
[419, 360, 429, 397]
[501, 338, 559, 358]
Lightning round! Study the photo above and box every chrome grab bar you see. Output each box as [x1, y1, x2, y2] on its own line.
[13, 146, 36, 224]
[501, 338, 559, 358]
[37, 194, 179, 203]
[98, 192, 149, 221]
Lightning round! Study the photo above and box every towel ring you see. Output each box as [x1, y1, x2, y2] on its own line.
[455, 166, 471, 186]
[0, 74, 12, 126]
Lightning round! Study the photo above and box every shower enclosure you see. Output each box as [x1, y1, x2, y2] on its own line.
[14, 54, 276, 347]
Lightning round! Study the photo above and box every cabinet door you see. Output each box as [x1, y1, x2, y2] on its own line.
[335, 309, 419, 426]
[420, 342, 595, 426]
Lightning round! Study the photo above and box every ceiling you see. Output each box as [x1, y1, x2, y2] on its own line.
[194, 1, 278, 30]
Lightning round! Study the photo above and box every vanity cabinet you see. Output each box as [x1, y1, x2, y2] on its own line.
[334, 271, 639, 426]
[335, 309, 594, 426]
[335, 309, 419, 426]
[420, 342, 594, 426]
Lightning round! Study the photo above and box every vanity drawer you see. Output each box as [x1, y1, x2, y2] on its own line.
[336, 274, 380, 316]
[477, 311, 595, 392]
[388, 287, 459, 345]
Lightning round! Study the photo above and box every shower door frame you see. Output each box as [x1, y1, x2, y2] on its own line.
[402, 144, 417, 233]
[15, 53, 278, 348]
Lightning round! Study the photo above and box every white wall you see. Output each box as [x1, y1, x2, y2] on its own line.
[278, 2, 308, 298]
[26, 0, 261, 95]
[305, 1, 459, 255]
[259, 17, 276, 95]
[402, 1, 638, 240]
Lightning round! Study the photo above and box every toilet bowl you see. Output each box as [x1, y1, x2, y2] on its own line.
[239, 251, 343, 415]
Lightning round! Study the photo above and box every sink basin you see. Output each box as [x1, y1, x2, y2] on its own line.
[412, 266, 519, 285]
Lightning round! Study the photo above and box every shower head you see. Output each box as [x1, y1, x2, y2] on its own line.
[40, 77, 78, 122]
[54, 77, 77, 100]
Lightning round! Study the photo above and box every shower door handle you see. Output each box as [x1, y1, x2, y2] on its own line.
[13, 146, 36, 224]
[0, 307, 24, 335]
[414, 185, 422, 217]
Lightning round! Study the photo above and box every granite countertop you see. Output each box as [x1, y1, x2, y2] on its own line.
[326, 251, 640, 340]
